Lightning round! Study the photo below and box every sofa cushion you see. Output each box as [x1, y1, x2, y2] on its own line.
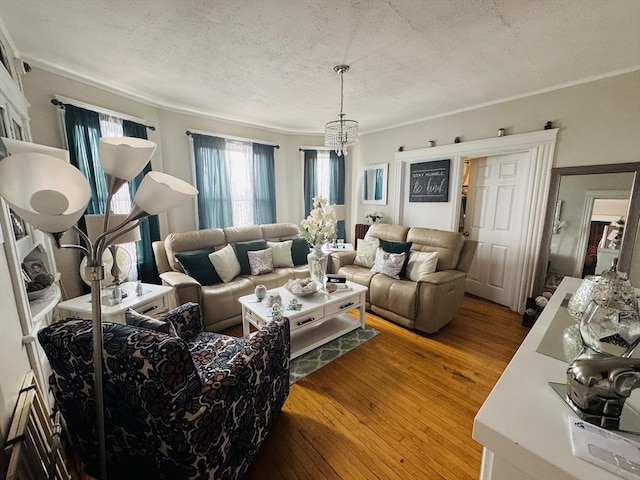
[406, 227, 464, 271]
[261, 223, 299, 241]
[267, 240, 294, 267]
[365, 223, 409, 243]
[236, 240, 268, 275]
[248, 248, 274, 275]
[371, 247, 406, 279]
[125, 309, 178, 337]
[379, 239, 412, 276]
[165, 228, 227, 272]
[208, 245, 241, 283]
[406, 251, 439, 282]
[175, 247, 222, 285]
[370, 274, 417, 321]
[353, 239, 378, 268]
[283, 237, 309, 266]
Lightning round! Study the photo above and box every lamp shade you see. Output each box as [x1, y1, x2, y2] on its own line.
[99, 137, 157, 181]
[85, 214, 141, 244]
[0, 153, 91, 233]
[134, 171, 198, 215]
[330, 204, 346, 221]
[1, 137, 69, 162]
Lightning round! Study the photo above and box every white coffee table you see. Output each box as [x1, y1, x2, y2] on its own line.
[239, 281, 367, 359]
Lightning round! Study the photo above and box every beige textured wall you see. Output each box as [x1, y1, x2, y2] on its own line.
[21, 68, 640, 288]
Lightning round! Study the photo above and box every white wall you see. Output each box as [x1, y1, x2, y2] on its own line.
[352, 71, 640, 283]
[20, 69, 640, 288]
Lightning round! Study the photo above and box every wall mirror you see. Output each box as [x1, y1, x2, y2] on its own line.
[534, 162, 640, 294]
[362, 163, 388, 205]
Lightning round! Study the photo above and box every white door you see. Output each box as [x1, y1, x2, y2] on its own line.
[464, 153, 528, 308]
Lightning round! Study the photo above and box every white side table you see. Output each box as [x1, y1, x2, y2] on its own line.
[57, 282, 175, 324]
[322, 243, 354, 253]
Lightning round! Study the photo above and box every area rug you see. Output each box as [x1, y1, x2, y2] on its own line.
[289, 326, 379, 384]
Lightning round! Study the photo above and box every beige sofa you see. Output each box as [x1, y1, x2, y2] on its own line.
[153, 223, 310, 332]
[328, 224, 477, 333]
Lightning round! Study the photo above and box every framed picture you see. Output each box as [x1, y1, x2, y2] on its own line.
[23, 259, 48, 281]
[409, 159, 450, 203]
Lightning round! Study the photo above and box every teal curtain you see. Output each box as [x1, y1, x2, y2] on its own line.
[375, 168, 383, 200]
[329, 151, 346, 240]
[123, 120, 161, 284]
[193, 134, 233, 228]
[64, 105, 104, 219]
[252, 143, 276, 224]
[303, 150, 317, 217]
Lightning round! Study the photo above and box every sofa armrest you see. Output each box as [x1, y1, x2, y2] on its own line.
[416, 269, 466, 285]
[159, 271, 202, 306]
[328, 251, 357, 274]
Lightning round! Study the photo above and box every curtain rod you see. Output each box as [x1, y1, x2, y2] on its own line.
[299, 146, 333, 152]
[51, 98, 156, 131]
[185, 129, 279, 149]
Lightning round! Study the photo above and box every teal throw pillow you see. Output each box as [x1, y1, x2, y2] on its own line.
[175, 247, 222, 285]
[235, 240, 268, 275]
[379, 239, 412, 276]
[282, 237, 310, 266]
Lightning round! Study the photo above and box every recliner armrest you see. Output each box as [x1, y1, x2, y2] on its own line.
[159, 271, 202, 306]
[328, 251, 357, 274]
[416, 269, 466, 285]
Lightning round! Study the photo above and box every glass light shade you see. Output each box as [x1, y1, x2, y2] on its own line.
[133, 171, 198, 215]
[85, 214, 141, 244]
[324, 118, 359, 155]
[0, 153, 91, 233]
[1, 137, 69, 162]
[99, 137, 157, 181]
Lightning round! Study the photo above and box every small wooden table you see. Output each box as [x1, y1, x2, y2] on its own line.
[239, 282, 367, 359]
[57, 282, 175, 324]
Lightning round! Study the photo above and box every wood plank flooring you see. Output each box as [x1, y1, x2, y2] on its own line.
[235, 294, 528, 480]
[71, 294, 528, 480]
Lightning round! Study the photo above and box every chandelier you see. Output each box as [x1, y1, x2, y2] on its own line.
[324, 64, 358, 156]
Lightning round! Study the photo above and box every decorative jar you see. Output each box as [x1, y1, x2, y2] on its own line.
[254, 284, 267, 300]
[579, 299, 640, 356]
[307, 245, 328, 289]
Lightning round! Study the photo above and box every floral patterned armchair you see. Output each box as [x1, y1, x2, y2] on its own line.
[38, 303, 290, 480]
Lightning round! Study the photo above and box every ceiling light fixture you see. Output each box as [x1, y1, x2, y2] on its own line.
[325, 64, 358, 156]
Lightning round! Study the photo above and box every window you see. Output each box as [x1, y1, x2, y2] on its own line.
[191, 134, 276, 229]
[97, 114, 137, 277]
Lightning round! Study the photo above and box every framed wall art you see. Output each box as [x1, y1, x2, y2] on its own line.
[409, 159, 450, 203]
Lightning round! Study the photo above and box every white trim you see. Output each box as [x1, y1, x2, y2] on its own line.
[394, 129, 558, 312]
[53, 94, 147, 126]
[187, 136, 200, 230]
[574, 190, 630, 278]
[187, 128, 279, 148]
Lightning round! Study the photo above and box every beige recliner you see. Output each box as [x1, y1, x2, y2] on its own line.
[328, 224, 477, 333]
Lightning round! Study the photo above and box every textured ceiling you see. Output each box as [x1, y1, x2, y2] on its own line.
[2, 0, 639, 134]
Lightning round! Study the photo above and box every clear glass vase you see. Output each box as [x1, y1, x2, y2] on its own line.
[307, 245, 328, 289]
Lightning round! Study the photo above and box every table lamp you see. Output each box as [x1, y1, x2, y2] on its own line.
[330, 204, 346, 246]
[0, 136, 197, 480]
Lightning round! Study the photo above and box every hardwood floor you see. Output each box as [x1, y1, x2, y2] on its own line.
[231, 294, 529, 480]
[72, 294, 527, 480]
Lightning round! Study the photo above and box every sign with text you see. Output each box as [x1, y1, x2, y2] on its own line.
[409, 159, 450, 202]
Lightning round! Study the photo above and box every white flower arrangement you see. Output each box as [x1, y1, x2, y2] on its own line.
[365, 212, 384, 224]
[299, 196, 337, 246]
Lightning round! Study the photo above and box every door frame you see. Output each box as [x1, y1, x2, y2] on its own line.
[394, 129, 558, 312]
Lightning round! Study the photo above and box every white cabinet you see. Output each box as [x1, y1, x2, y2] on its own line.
[0, 31, 60, 392]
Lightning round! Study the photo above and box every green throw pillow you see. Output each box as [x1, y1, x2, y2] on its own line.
[282, 237, 310, 266]
[379, 239, 412, 276]
[235, 240, 268, 275]
[175, 247, 222, 285]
